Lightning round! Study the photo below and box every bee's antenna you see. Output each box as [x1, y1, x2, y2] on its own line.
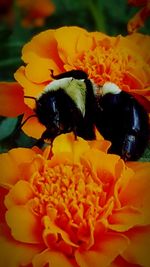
[20, 114, 37, 129]
[24, 96, 36, 101]
[9, 113, 38, 147]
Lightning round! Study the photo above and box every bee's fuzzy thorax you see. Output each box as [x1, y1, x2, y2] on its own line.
[37, 77, 87, 116]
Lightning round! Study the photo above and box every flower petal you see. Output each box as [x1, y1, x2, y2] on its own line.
[6, 205, 43, 243]
[122, 226, 150, 267]
[82, 149, 121, 184]
[4, 180, 34, 209]
[0, 223, 43, 267]
[43, 215, 78, 248]
[119, 162, 150, 224]
[25, 53, 60, 83]
[110, 255, 140, 267]
[52, 133, 90, 162]
[55, 26, 92, 62]
[32, 249, 75, 267]
[21, 106, 46, 139]
[0, 147, 36, 186]
[22, 29, 63, 68]
[75, 233, 129, 267]
[14, 66, 45, 107]
[0, 82, 26, 117]
[108, 206, 145, 232]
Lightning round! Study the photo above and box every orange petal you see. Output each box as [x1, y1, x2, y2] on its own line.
[43, 215, 78, 248]
[4, 180, 34, 209]
[82, 149, 120, 183]
[0, 147, 36, 187]
[32, 249, 74, 267]
[123, 71, 144, 89]
[6, 205, 42, 243]
[0, 82, 27, 117]
[0, 223, 43, 267]
[22, 106, 46, 139]
[25, 53, 60, 83]
[108, 206, 145, 232]
[88, 139, 111, 153]
[52, 133, 90, 162]
[119, 162, 150, 224]
[75, 232, 129, 267]
[111, 255, 139, 267]
[122, 225, 150, 267]
[55, 26, 92, 62]
[22, 29, 63, 68]
[14, 66, 45, 108]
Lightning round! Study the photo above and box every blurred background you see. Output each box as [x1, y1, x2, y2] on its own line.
[0, 0, 150, 159]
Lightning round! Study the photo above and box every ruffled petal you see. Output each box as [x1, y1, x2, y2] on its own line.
[108, 206, 146, 231]
[75, 233, 129, 267]
[5, 205, 43, 243]
[32, 249, 75, 267]
[52, 132, 90, 162]
[4, 180, 34, 209]
[42, 215, 78, 248]
[119, 162, 150, 224]
[21, 106, 46, 139]
[0, 82, 27, 117]
[0, 223, 43, 267]
[14, 66, 45, 107]
[22, 29, 63, 68]
[82, 149, 121, 183]
[54, 26, 92, 63]
[110, 255, 140, 267]
[0, 147, 36, 187]
[122, 226, 150, 267]
[25, 53, 60, 83]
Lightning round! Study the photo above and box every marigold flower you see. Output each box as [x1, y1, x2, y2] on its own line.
[127, 0, 150, 33]
[0, 26, 150, 139]
[16, 0, 55, 27]
[0, 133, 150, 267]
[0, 0, 55, 27]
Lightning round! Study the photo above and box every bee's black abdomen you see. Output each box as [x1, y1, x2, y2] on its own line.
[95, 91, 149, 160]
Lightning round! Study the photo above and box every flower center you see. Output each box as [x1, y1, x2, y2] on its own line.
[29, 159, 114, 250]
[31, 163, 104, 224]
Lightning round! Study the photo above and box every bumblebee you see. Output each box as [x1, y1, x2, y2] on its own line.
[30, 70, 149, 161]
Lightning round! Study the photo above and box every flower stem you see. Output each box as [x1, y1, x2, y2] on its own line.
[86, 0, 106, 32]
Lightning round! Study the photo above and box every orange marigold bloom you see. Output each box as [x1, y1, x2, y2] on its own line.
[0, 0, 55, 27]
[16, 0, 55, 27]
[128, 0, 150, 33]
[0, 133, 150, 267]
[0, 26, 150, 139]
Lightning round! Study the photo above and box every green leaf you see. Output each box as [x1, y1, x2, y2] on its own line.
[0, 117, 18, 141]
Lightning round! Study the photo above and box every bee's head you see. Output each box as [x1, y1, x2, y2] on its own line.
[35, 88, 85, 139]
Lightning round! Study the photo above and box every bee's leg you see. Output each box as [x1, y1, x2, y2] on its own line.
[121, 134, 137, 161]
[35, 138, 45, 148]
[35, 130, 53, 148]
